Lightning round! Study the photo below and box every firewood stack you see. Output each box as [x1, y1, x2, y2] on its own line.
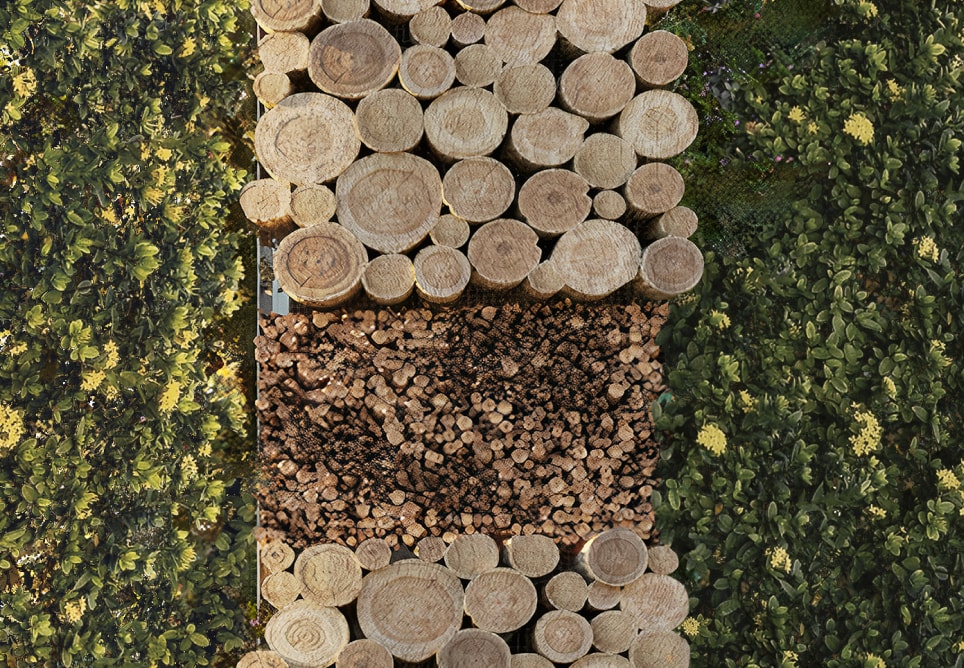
[237, 531, 691, 667]
[244, 0, 704, 307]
[256, 299, 668, 550]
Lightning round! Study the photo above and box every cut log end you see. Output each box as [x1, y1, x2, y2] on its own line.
[251, 0, 323, 33]
[647, 546, 680, 575]
[264, 600, 350, 668]
[628, 631, 690, 668]
[624, 163, 685, 219]
[415, 535, 449, 562]
[620, 573, 690, 632]
[467, 218, 542, 290]
[573, 133, 638, 190]
[494, 63, 556, 115]
[274, 223, 368, 309]
[533, 610, 593, 664]
[431, 214, 472, 248]
[241, 179, 292, 231]
[485, 7, 556, 64]
[464, 568, 538, 633]
[425, 87, 508, 160]
[646, 206, 698, 240]
[414, 245, 472, 303]
[518, 169, 592, 237]
[508, 107, 589, 170]
[437, 629, 511, 668]
[524, 261, 566, 300]
[336, 639, 393, 668]
[322, 0, 371, 22]
[503, 534, 560, 578]
[400, 45, 457, 100]
[629, 30, 689, 88]
[237, 650, 290, 668]
[443, 533, 500, 578]
[593, 190, 627, 221]
[289, 183, 336, 227]
[261, 571, 303, 609]
[294, 543, 364, 606]
[619, 91, 699, 159]
[579, 527, 648, 586]
[409, 5, 452, 46]
[551, 219, 642, 301]
[590, 610, 638, 654]
[544, 571, 589, 612]
[454, 43, 503, 87]
[355, 538, 393, 571]
[308, 19, 401, 99]
[259, 31, 311, 74]
[557, 0, 645, 54]
[450, 11, 486, 47]
[636, 236, 704, 300]
[586, 580, 621, 611]
[559, 53, 636, 123]
[442, 157, 515, 223]
[355, 88, 424, 153]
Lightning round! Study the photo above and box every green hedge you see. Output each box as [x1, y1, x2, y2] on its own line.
[656, 0, 964, 665]
[0, 1, 255, 664]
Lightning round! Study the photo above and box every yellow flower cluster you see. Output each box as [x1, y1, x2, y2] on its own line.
[12, 69, 37, 98]
[807, 121, 818, 135]
[80, 369, 106, 392]
[783, 650, 799, 666]
[768, 546, 791, 573]
[63, 597, 86, 623]
[913, 236, 939, 262]
[937, 468, 961, 490]
[788, 106, 805, 123]
[181, 454, 198, 482]
[0, 403, 25, 451]
[867, 505, 887, 519]
[857, 1, 878, 18]
[709, 309, 731, 329]
[156, 147, 173, 161]
[697, 424, 727, 456]
[843, 112, 874, 145]
[850, 409, 882, 456]
[680, 617, 701, 638]
[159, 381, 181, 412]
[881, 376, 896, 398]
[8, 341, 27, 355]
[885, 79, 903, 99]
[101, 207, 120, 226]
[177, 543, 197, 572]
[866, 654, 885, 668]
[103, 341, 120, 369]
[739, 390, 756, 412]
[143, 186, 165, 207]
[180, 38, 197, 58]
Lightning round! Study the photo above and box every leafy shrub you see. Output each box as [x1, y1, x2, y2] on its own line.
[656, 0, 964, 665]
[0, 1, 256, 664]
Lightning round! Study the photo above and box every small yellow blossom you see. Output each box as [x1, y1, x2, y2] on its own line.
[865, 653, 885, 668]
[739, 390, 756, 412]
[143, 186, 165, 206]
[913, 236, 939, 262]
[881, 376, 896, 398]
[930, 340, 950, 367]
[101, 207, 119, 225]
[867, 505, 886, 519]
[843, 112, 874, 145]
[857, 1, 878, 18]
[103, 341, 120, 369]
[156, 147, 173, 161]
[179, 37, 196, 58]
[12, 69, 37, 98]
[697, 424, 727, 456]
[159, 381, 181, 412]
[768, 546, 791, 573]
[850, 409, 882, 456]
[937, 469, 961, 490]
[177, 543, 197, 572]
[807, 121, 818, 135]
[63, 597, 86, 623]
[80, 369, 106, 392]
[198, 443, 212, 458]
[8, 341, 27, 355]
[783, 650, 799, 667]
[709, 309, 731, 329]
[788, 106, 805, 123]
[151, 165, 169, 185]
[680, 617, 700, 638]
[0, 403, 25, 451]
[181, 454, 198, 482]
[885, 79, 902, 99]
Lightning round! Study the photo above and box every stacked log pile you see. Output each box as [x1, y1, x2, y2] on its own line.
[256, 299, 667, 549]
[238, 531, 691, 667]
[244, 0, 704, 307]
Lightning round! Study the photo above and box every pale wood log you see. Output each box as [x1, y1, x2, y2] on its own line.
[572, 655, 632, 668]
[494, 64, 555, 115]
[400, 45, 457, 99]
[415, 535, 448, 562]
[524, 261, 565, 300]
[559, 53, 636, 123]
[322, 0, 370, 22]
[289, 183, 336, 227]
[556, 0, 645, 54]
[254, 71, 294, 108]
[533, 610, 593, 663]
[518, 169, 591, 237]
[425, 87, 508, 160]
[442, 157, 515, 223]
[354, 88, 424, 153]
[629, 30, 688, 88]
[620, 573, 689, 632]
[543, 571, 588, 611]
[264, 600, 349, 668]
[593, 190, 627, 220]
[502, 534, 559, 578]
[274, 223, 367, 308]
[355, 538, 393, 571]
[251, 0, 323, 33]
[450, 11, 486, 47]
[373, 0, 441, 20]
[646, 546, 680, 575]
[238, 650, 288, 668]
[618, 91, 699, 159]
[635, 236, 703, 299]
[362, 254, 415, 305]
[410, 6, 452, 46]
[413, 245, 472, 303]
[259, 31, 311, 73]
[485, 7, 556, 64]
[513, 0, 562, 12]
[624, 163, 684, 218]
[572, 133, 637, 190]
[335, 152, 442, 253]
[454, 43, 503, 87]
[443, 533, 500, 578]
[308, 20, 401, 99]
[240, 179, 292, 231]
[641, 0, 684, 22]
[336, 639, 393, 668]
[261, 570, 304, 609]
[511, 654, 554, 668]
[356, 560, 464, 662]
[431, 214, 471, 248]
[508, 107, 589, 169]
[294, 543, 364, 606]
[591, 610, 637, 654]
[438, 629, 511, 668]
[586, 580, 622, 611]
[646, 205, 697, 239]
[455, 0, 506, 13]
[467, 218, 542, 290]
[579, 527, 648, 586]
[464, 567, 538, 633]
[628, 632, 690, 668]
[261, 540, 297, 574]
[551, 219, 642, 300]
[255, 92, 359, 185]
